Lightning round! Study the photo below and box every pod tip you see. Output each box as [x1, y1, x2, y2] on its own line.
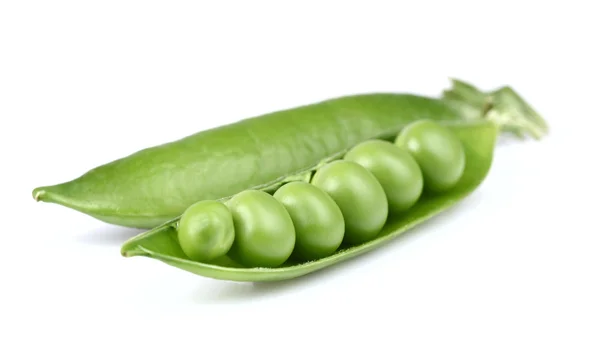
[121, 245, 148, 258]
[32, 188, 46, 202]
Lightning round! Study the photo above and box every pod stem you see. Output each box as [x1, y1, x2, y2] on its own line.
[442, 78, 549, 140]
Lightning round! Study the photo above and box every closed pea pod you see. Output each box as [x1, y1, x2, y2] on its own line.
[33, 79, 548, 228]
[311, 160, 388, 245]
[395, 119, 466, 192]
[225, 190, 296, 268]
[177, 200, 235, 262]
[273, 181, 345, 261]
[344, 139, 423, 214]
[32, 95, 461, 228]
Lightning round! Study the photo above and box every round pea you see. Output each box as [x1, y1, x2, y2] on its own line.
[344, 139, 423, 214]
[273, 181, 345, 261]
[226, 190, 295, 267]
[177, 200, 235, 262]
[394, 119, 466, 192]
[311, 160, 388, 245]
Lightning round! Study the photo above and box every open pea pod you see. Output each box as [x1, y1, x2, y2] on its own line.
[120, 120, 498, 282]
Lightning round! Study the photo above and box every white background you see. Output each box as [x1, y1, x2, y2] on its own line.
[2, 1, 599, 353]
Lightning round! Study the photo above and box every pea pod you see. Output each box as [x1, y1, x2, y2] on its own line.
[120, 120, 498, 282]
[31, 79, 547, 229]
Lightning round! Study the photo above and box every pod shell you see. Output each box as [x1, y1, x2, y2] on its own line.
[33, 94, 461, 228]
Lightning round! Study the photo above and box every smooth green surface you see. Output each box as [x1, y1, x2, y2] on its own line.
[33, 78, 548, 230]
[311, 160, 388, 245]
[32, 93, 463, 228]
[176, 200, 234, 262]
[344, 139, 423, 214]
[273, 181, 345, 261]
[121, 120, 498, 282]
[225, 190, 296, 268]
[395, 119, 466, 192]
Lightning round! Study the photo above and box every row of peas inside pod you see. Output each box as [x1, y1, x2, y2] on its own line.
[176, 119, 467, 268]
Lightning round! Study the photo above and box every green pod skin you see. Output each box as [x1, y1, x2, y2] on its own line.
[273, 181, 345, 261]
[32, 94, 463, 228]
[344, 140, 423, 214]
[395, 119, 466, 193]
[177, 200, 235, 262]
[311, 160, 388, 245]
[225, 190, 296, 268]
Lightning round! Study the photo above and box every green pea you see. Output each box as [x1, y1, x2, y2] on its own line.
[226, 190, 295, 268]
[344, 139, 423, 214]
[273, 181, 345, 261]
[177, 200, 235, 262]
[395, 119, 466, 192]
[311, 160, 388, 245]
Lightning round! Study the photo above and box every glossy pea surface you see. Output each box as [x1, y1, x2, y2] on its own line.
[344, 139, 423, 213]
[273, 181, 345, 261]
[177, 200, 235, 262]
[311, 160, 388, 245]
[395, 119, 466, 192]
[226, 190, 296, 268]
